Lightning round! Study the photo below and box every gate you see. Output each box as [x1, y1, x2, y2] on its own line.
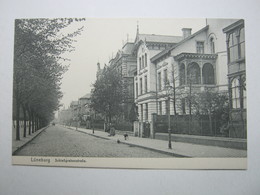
[143, 122, 150, 138]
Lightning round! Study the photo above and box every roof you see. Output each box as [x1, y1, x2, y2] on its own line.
[223, 19, 244, 33]
[122, 42, 134, 54]
[151, 25, 209, 63]
[70, 101, 78, 106]
[137, 34, 183, 44]
[79, 93, 91, 99]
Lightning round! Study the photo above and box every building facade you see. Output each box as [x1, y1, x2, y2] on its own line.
[223, 19, 246, 138]
[134, 19, 239, 123]
[133, 28, 183, 122]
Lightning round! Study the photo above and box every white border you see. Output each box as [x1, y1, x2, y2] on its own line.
[1, 0, 260, 194]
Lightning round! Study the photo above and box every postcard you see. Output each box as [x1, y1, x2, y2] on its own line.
[12, 18, 247, 169]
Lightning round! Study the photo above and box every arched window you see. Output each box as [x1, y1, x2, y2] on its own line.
[179, 63, 185, 85]
[231, 78, 240, 109]
[142, 56, 144, 68]
[187, 62, 201, 84]
[202, 63, 214, 84]
[139, 57, 141, 70]
[241, 75, 246, 109]
[210, 37, 215, 54]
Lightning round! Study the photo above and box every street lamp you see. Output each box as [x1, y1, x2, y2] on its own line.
[165, 81, 172, 149]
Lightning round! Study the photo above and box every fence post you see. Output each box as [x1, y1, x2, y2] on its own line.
[139, 122, 143, 137]
[133, 121, 139, 137]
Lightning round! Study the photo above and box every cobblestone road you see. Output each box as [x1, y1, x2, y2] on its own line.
[16, 125, 172, 157]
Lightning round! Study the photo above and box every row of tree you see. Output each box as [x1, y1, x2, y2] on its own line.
[13, 18, 84, 140]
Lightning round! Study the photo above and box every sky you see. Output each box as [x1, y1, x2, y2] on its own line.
[60, 18, 206, 109]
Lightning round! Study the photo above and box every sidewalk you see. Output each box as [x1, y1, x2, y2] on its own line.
[12, 126, 48, 154]
[69, 126, 247, 158]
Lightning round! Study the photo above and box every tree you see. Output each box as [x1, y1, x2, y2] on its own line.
[193, 88, 229, 135]
[13, 18, 85, 140]
[90, 67, 124, 123]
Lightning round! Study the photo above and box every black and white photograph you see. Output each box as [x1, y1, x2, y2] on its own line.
[12, 18, 247, 169]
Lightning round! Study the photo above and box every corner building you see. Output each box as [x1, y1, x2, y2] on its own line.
[134, 19, 239, 123]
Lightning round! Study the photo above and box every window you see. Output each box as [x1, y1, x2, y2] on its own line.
[140, 104, 143, 121]
[158, 72, 162, 90]
[196, 41, 204, 54]
[145, 53, 147, 67]
[187, 62, 201, 84]
[239, 28, 245, 59]
[139, 57, 141, 70]
[202, 63, 214, 84]
[210, 37, 215, 54]
[231, 78, 240, 109]
[140, 78, 143, 95]
[142, 56, 144, 68]
[179, 63, 186, 85]
[164, 69, 168, 87]
[243, 85, 247, 109]
[159, 101, 162, 115]
[144, 75, 148, 93]
[241, 75, 246, 109]
[135, 83, 138, 98]
[145, 103, 148, 121]
[165, 100, 168, 115]
[228, 33, 239, 63]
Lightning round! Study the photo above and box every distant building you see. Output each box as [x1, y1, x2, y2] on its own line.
[223, 19, 246, 138]
[58, 108, 73, 125]
[108, 42, 137, 121]
[78, 93, 92, 118]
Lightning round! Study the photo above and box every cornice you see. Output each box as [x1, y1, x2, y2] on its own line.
[174, 53, 218, 61]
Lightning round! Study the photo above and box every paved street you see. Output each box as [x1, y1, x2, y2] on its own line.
[15, 125, 172, 157]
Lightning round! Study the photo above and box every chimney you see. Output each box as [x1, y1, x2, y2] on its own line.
[182, 28, 192, 39]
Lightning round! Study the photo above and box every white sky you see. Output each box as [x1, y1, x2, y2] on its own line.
[60, 18, 206, 108]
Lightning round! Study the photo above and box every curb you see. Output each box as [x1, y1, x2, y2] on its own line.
[76, 129, 111, 141]
[12, 126, 48, 155]
[70, 127, 189, 158]
[118, 141, 189, 158]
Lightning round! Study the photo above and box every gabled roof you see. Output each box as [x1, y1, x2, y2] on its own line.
[151, 25, 209, 63]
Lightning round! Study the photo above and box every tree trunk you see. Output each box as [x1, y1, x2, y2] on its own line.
[34, 114, 37, 132]
[16, 101, 20, 140]
[22, 105, 27, 137]
[32, 113, 35, 133]
[28, 111, 31, 135]
[37, 117, 39, 130]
